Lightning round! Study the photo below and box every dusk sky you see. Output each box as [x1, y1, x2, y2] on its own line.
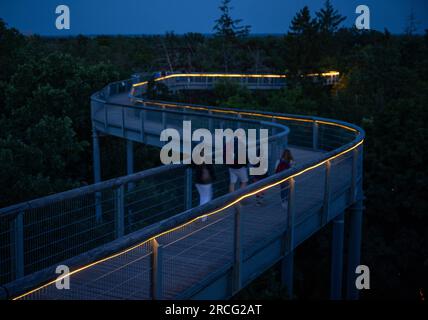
[1, 0, 427, 36]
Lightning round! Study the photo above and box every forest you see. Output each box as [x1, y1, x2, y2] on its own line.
[0, 0, 427, 299]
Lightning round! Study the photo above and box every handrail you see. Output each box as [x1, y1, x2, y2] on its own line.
[0, 103, 289, 218]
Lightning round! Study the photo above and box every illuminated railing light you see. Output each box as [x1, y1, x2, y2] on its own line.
[132, 71, 340, 88]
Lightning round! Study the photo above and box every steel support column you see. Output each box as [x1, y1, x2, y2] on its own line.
[312, 121, 319, 150]
[126, 140, 134, 176]
[346, 198, 363, 300]
[330, 213, 345, 300]
[347, 144, 364, 300]
[281, 253, 294, 299]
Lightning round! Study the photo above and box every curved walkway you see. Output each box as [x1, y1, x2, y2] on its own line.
[2, 73, 364, 300]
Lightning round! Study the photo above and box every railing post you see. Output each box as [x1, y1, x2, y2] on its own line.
[346, 144, 364, 300]
[92, 128, 101, 183]
[281, 178, 295, 298]
[233, 204, 242, 293]
[121, 107, 125, 137]
[10, 211, 24, 280]
[126, 140, 134, 176]
[236, 113, 242, 129]
[185, 167, 193, 210]
[161, 106, 167, 129]
[182, 108, 189, 135]
[115, 185, 125, 238]
[140, 109, 146, 142]
[126, 140, 134, 229]
[208, 110, 213, 132]
[330, 212, 345, 300]
[271, 117, 277, 135]
[312, 121, 319, 150]
[281, 130, 289, 151]
[269, 139, 277, 175]
[126, 140, 134, 186]
[92, 127, 102, 222]
[104, 105, 108, 131]
[277, 135, 287, 159]
[350, 148, 359, 204]
[322, 160, 332, 226]
[151, 238, 163, 300]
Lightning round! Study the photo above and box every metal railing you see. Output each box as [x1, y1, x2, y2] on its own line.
[130, 71, 340, 96]
[0, 81, 289, 287]
[0, 74, 364, 300]
[11, 139, 363, 300]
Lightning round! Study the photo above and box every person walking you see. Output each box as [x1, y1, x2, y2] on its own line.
[225, 134, 249, 193]
[193, 163, 216, 221]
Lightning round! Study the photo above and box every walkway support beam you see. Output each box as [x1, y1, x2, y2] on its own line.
[347, 144, 363, 299]
[126, 140, 134, 177]
[322, 160, 332, 226]
[330, 213, 345, 300]
[346, 198, 363, 300]
[152, 239, 163, 300]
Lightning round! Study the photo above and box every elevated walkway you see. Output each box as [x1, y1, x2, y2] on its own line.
[0, 72, 364, 300]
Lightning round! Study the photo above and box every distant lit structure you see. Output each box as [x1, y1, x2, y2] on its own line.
[130, 71, 340, 97]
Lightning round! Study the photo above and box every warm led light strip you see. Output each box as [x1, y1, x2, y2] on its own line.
[140, 101, 357, 132]
[14, 134, 362, 300]
[132, 71, 340, 88]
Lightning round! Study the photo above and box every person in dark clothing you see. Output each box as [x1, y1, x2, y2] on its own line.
[192, 162, 216, 221]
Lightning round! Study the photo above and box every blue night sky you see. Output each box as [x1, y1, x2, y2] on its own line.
[1, 0, 427, 36]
